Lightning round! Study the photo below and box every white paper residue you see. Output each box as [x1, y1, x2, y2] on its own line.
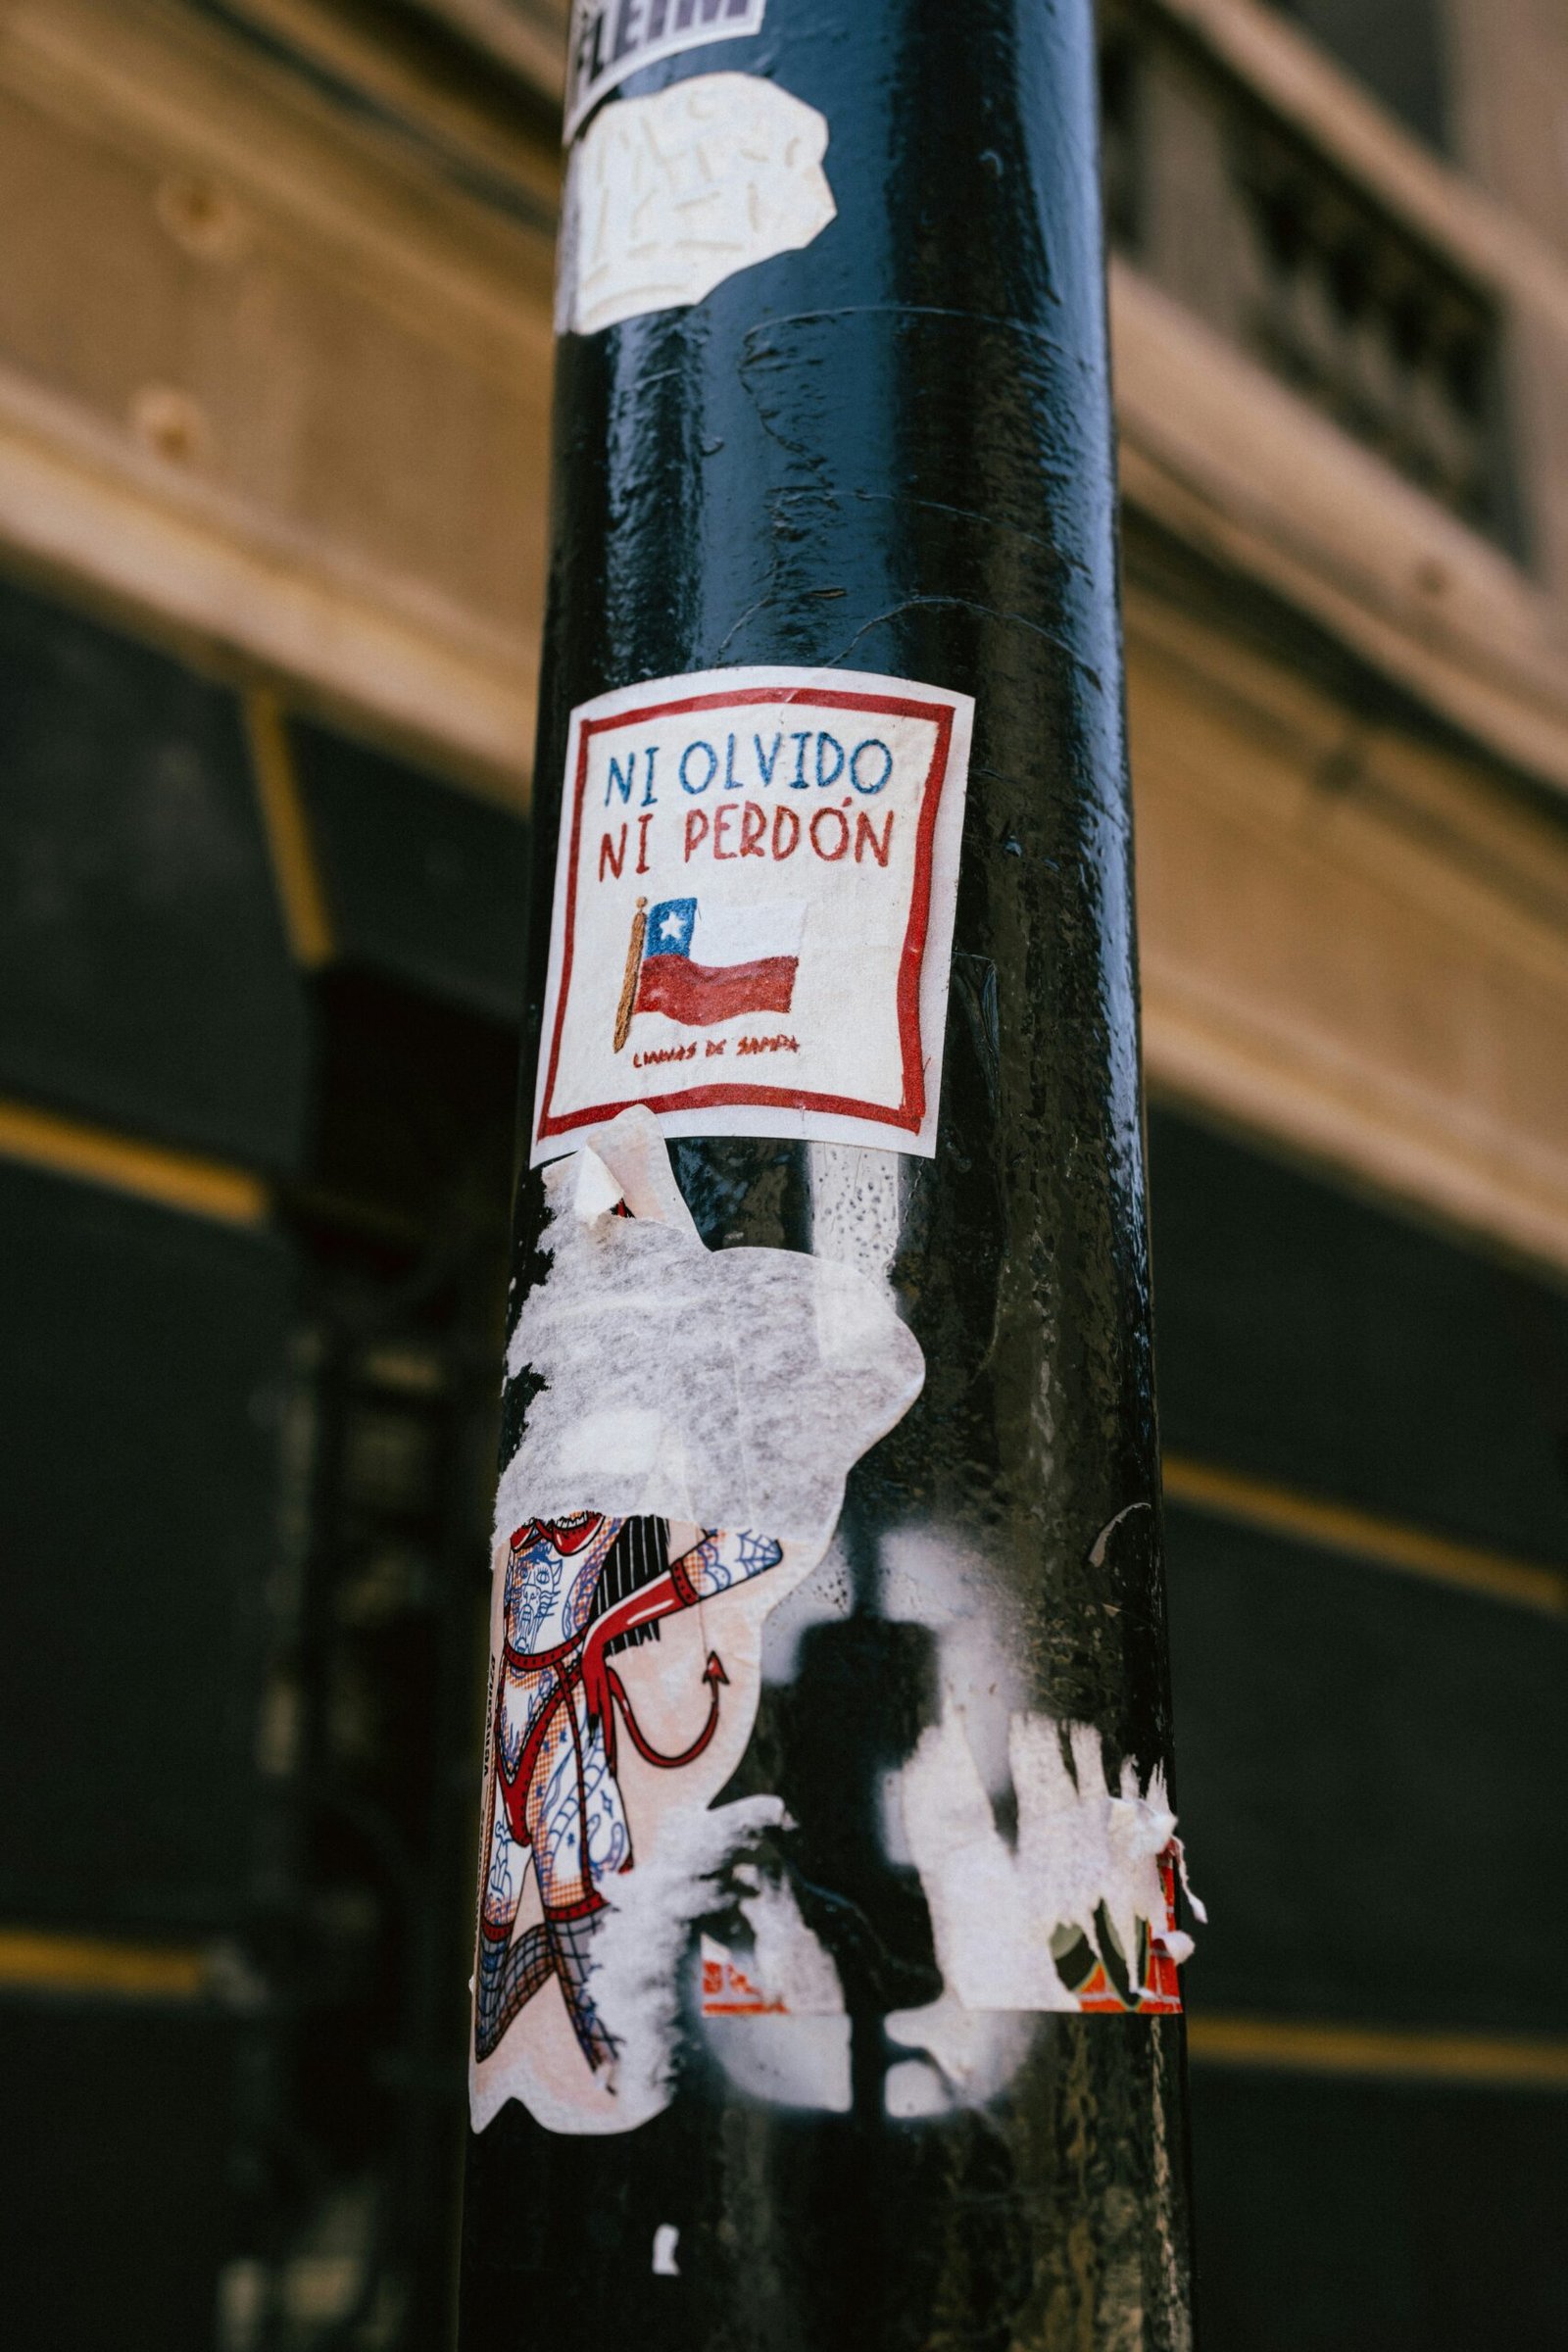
[735, 1871, 847, 2016]
[898, 1710, 1181, 2013]
[701, 1871, 852, 2112]
[496, 1108, 925, 1552]
[652, 2224, 680, 2278]
[876, 1531, 1201, 2110]
[556, 74, 836, 336]
[884, 1994, 1034, 2118]
[585, 1794, 789, 2132]
[564, 0, 768, 144]
[808, 1143, 906, 1287]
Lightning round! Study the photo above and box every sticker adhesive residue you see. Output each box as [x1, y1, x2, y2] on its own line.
[872, 1530, 1204, 2116]
[556, 73, 835, 336]
[532, 665, 974, 1161]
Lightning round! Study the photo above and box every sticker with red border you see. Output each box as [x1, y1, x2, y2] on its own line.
[531, 665, 974, 1163]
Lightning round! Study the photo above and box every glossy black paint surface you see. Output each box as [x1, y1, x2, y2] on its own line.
[462, 4, 1192, 2343]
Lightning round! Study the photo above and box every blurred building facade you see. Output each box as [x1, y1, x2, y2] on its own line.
[0, 3, 1564, 2346]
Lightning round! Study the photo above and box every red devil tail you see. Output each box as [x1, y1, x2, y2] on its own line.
[608, 1653, 728, 1771]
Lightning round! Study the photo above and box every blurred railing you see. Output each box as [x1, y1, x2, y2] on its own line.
[1101, 0, 1514, 545]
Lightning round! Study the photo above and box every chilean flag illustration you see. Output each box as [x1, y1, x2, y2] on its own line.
[617, 895, 802, 1044]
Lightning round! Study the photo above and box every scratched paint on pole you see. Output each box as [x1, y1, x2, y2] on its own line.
[531, 667, 974, 1162]
[564, 0, 769, 146]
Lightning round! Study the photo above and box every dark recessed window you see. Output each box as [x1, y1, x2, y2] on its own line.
[1271, 0, 1449, 151]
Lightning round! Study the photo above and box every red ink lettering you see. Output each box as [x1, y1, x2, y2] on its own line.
[809, 807, 851, 861]
[735, 1032, 800, 1055]
[854, 809, 894, 866]
[599, 825, 627, 881]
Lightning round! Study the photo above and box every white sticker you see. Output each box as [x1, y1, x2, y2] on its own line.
[555, 74, 835, 337]
[564, 0, 769, 146]
[652, 2224, 680, 2277]
[532, 665, 974, 1162]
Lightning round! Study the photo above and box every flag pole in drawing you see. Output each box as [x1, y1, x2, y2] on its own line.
[613, 894, 803, 1050]
[612, 897, 648, 1054]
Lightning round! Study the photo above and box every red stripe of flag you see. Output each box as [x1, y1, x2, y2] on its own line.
[634, 953, 797, 1028]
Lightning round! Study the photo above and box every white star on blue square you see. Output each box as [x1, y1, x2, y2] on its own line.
[646, 897, 697, 957]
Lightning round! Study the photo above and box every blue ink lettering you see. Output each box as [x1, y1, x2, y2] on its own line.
[755, 732, 782, 787]
[680, 739, 718, 795]
[851, 738, 893, 795]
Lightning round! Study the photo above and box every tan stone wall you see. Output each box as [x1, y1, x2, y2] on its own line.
[0, 0, 558, 790]
[1129, 587, 1568, 1270]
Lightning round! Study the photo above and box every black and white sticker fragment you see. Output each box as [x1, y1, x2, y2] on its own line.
[564, 0, 769, 145]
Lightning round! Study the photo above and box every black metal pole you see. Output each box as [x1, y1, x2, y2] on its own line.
[460, 4, 1196, 2345]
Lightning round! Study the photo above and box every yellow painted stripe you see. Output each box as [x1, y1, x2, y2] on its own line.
[246, 686, 334, 969]
[1188, 2013, 1568, 2089]
[1162, 1452, 1568, 1616]
[0, 1928, 209, 2002]
[0, 1098, 268, 1227]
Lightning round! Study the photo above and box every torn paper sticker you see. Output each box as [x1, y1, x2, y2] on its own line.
[564, 0, 769, 146]
[875, 1531, 1201, 2115]
[895, 1715, 1196, 2016]
[531, 665, 974, 1162]
[470, 1110, 923, 2134]
[556, 74, 834, 336]
[699, 1870, 851, 2112]
[879, 1526, 1201, 2039]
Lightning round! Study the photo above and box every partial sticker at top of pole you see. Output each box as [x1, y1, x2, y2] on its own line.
[564, 0, 769, 144]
